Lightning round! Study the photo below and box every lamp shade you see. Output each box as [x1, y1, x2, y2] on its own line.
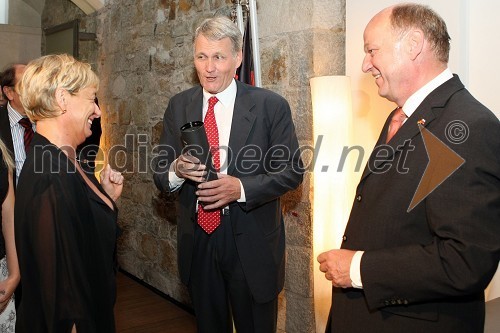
[310, 75, 354, 333]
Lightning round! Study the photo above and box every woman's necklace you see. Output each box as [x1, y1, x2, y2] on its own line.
[66, 154, 91, 165]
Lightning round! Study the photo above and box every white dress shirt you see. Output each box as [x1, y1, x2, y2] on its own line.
[7, 102, 36, 184]
[168, 79, 246, 202]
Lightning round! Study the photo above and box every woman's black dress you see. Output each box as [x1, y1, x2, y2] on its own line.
[14, 133, 118, 332]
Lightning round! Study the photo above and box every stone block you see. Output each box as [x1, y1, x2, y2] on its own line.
[117, 100, 131, 125]
[151, 120, 164, 145]
[179, 0, 193, 13]
[160, 239, 178, 274]
[140, 232, 160, 262]
[100, 99, 118, 125]
[172, 21, 191, 38]
[280, 86, 313, 142]
[258, 0, 313, 37]
[117, 229, 139, 256]
[277, 291, 286, 332]
[284, 290, 315, 333]
[129, 181, 155, 206]
[260, 37, 288, 86]
[313, 29, 345, 76]
[130, 98, 150, 127]
[111, 75, 127, 99]
[312, 0, 345, 30]
[284, 201, 312, 248]
[285, 245, 314, 298]
[116, 198, 138, 225]
[288, 31, 315, 88]
[152, 191, 177, 222]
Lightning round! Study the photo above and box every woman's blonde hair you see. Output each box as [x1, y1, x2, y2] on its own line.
[18, 54, 99, 122]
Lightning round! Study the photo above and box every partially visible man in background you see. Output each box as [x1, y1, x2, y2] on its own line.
[0, 64, 34, 185]
[0, 87, 6, 106]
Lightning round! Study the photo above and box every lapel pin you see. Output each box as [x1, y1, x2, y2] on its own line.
[417, 119, 426, 125]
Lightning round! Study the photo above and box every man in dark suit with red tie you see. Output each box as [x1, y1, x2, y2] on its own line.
[0, 63, 34, 186]
[318, 3, 499, 332]
[154, 16, 303, 333]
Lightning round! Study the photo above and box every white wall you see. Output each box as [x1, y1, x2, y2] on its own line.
[0, 24, 41, 69]
[0, 0, 8, 24]
[467, 0, 499, 116]
[346, 0, 500, 302]
[0, 0, 42, 70]
[467, 0, 500, 301]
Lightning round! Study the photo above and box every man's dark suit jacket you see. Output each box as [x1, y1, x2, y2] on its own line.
[0, 104, 13, 153]
[154, 81, 303, 303]
[329, 75, 500, 332]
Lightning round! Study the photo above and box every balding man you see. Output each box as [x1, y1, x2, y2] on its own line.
[318, 4, 500, 332]
[0, 63, 35, 185]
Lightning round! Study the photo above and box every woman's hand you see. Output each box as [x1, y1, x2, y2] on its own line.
[0, 276, 18, 314]
[100, 164, 124, 201]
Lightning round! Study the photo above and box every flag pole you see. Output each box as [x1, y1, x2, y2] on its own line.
[235, 1, 244, 35]
[248, 0, 262, 87]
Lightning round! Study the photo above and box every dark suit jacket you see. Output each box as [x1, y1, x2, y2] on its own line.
[154, 81, 303, 303]
[0, 105, 14, 157]
[329, 75, 500, 332]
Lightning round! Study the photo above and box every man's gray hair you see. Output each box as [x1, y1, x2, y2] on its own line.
[194, 16, 243, 55]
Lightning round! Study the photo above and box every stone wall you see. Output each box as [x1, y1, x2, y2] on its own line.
[42, 0, 346, 332]
[246, 1, 346, 331]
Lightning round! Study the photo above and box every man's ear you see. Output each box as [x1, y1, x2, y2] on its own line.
[407, 29, 424, 61]
[2, 85, 14, 101]
[235, 50, 243, 70]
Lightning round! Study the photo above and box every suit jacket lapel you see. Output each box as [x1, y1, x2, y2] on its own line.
[185, 86, 203, 123]
[360, 75, 464, 183]
[227, 82, 256, 175]
[388, 104, 436, 151]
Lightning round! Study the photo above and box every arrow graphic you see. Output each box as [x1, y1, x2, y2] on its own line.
[408, 124, 465, 212]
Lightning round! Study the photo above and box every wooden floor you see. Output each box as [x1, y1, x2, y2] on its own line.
[115, 271, 197, 333]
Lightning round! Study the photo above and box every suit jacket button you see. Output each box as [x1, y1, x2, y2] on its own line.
[342, 235, 347, 242]
[356, 195, 362, 202]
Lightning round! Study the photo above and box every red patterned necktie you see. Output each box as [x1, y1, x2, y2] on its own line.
[386, 107, 407, 143]
[18, 117, 34, 153]
[197, 96, 221, 234]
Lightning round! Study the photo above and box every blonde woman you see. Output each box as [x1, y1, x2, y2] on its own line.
[0, 138, 19, 332]
[15, 54, 123, 332]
